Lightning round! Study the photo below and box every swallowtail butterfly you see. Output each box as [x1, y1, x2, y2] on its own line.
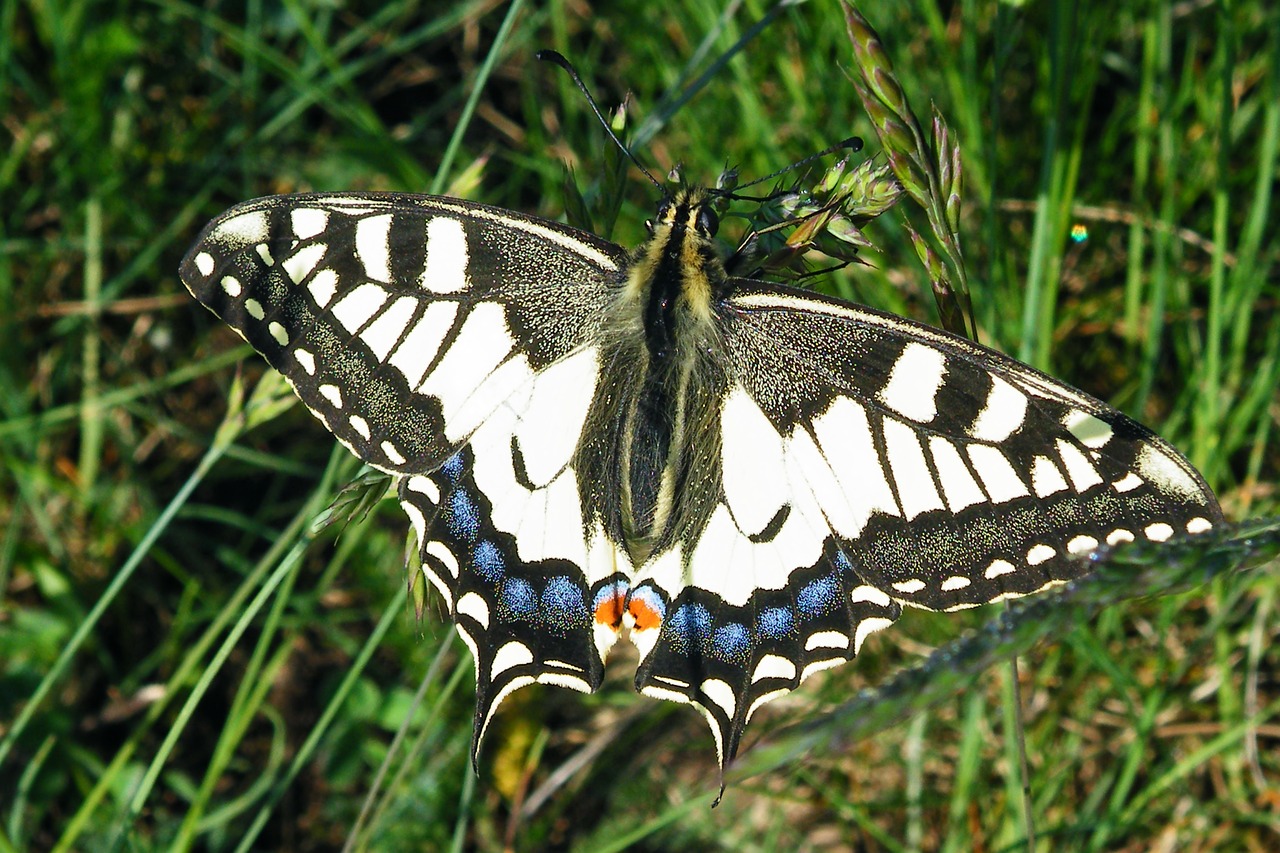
[181, 179, 1221, 778]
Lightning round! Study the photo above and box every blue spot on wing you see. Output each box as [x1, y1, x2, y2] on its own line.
[448, 488, 480, 543]
[541, 576, 587, 629]
[500, 577, 537, 618]
[712, 623, 751, 664]
[757, 606, 794, 639]
[440, 452, 465, 484]
[666, 603, 712, 654]
[797, 574, 839, 618]
[472, 540, 505, 581]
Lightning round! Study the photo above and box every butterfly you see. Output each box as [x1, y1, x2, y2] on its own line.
[180, 180, 1221, 781]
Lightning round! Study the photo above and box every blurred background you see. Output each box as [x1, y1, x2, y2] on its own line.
[2, 0, 1276, 849]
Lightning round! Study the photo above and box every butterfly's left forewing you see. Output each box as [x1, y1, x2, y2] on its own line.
[181, 193, 633, 761]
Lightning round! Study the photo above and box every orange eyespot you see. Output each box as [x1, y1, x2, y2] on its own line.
[627, 597, 664, 632]
[593, 589, 626, 628]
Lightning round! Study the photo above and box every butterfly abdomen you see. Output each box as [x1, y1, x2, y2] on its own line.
[605, 189, 732, 560]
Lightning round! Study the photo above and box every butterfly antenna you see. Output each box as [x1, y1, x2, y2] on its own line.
[537, 49, 664, 192]
[724, 137, 864, 201]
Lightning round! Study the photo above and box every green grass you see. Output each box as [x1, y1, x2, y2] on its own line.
[2, 0, 1278, 849]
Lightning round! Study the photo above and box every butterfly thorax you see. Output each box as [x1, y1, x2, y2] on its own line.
[589, 188, 730, 564]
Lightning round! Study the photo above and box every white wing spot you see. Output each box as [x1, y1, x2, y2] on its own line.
[291, 208, 329, 239]
[513, 467, 588, 565]
[426, 540, 458, 579]
[308, 268, 339, 308]
[349, 415, 371, 440]
[804, 631, 849, 651]
[406, 474, 439, 503]
[267, 321, 288, 346]
[294, 348, 316, 375]
[194, 252, 214, 276]
[1112, 471, 1144, 493]
[355, 214, 393, 282]
[516, 347, 599, 487]
[1136, 444, 1204, 502]
[849, 585, 892, 606]
[422, 217, 470, 294]
[539, 672, 592, 693]
[971, 376, 1028, 442]
[940, 575, 971, 592]
[811, 397, 900, 534]
[456, 592, 490, 629]
[1031, 455, 1069, 498]
[746, 689, 790, 727]
[721, 386, 789, 534]
[685, 505, 778, 606]
[220, 275, 242, 297]
[218, 210, 269, 244]
[967, 445, 1029, 503]
[929, 436, 987, 512]
[884, 419, 944, 520]
[1144, 522, 1175, 542]
[984, 559, 1016, 579]
[1064, 410, 1113, 448]
[1106, 528, 1135, 545]
[282, 243, 326, 285]
[359, 295, 418, 362]
[699, 678, 737, 718]
[878, 342, 946, 423]
[490, 641, 534, 679]
[751, 654, 797, 682]
[400, 500, 426, 547]
[542, 659, 584, 674]
[1186, 517, 1213, 534]
[255, 244, 274, 265]
[1067, 534, 1100, 555]
[1027, 543, 1056, 565]
[381, 441, 406, 465]
[318, 384, 343, 409]
[388, 301, 458, 389]
[801, 658, 845, 682]
[315, 197, 388, 215]
[420, 302, 515, 441]
[243, 298, 265, 320]
[332, 282, 390, 334]
[853, 616, 895, 653]
[892, 578, 926, 594]
[1057, 439, 1104, 491]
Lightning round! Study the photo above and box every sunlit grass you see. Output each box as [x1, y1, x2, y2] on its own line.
[2, 0, 1276, 849]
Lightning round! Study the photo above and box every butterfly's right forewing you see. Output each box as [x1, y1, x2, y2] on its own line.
[180, 192, 627, 473]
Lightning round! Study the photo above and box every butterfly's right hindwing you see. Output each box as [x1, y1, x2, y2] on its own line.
[399, 438, 625, 765]
[182, 193, 635, 763]
[179, 192, 628, 474]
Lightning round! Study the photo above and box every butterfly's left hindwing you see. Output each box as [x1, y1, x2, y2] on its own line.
[623, 276, 1221, 768]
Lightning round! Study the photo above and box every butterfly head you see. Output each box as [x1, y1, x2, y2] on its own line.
[653, 187, 721, 240]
